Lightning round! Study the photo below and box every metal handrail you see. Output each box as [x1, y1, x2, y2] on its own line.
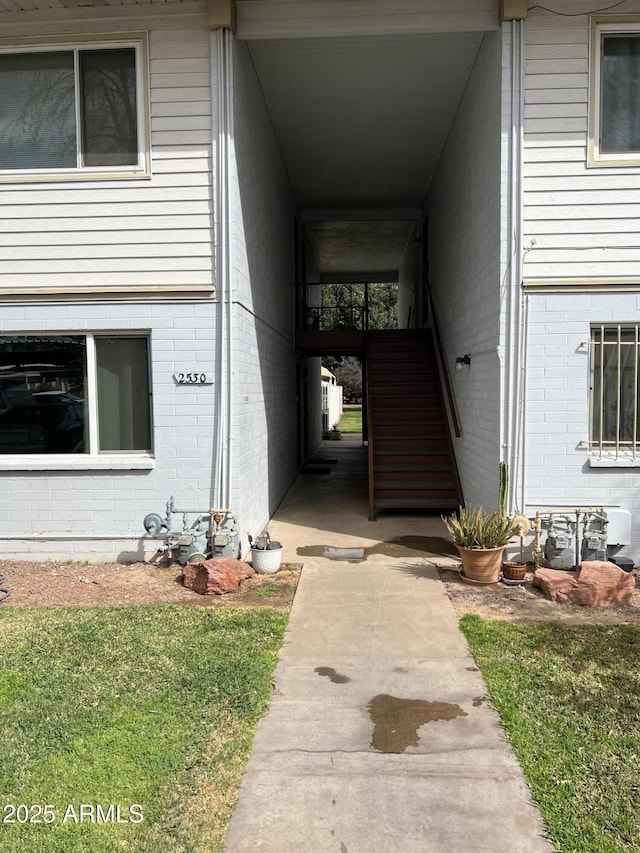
[364, 335, 376, 521]
[425, 278, 461, 438]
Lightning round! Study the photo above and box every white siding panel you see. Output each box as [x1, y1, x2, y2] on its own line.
[526, 58, 586, 74]
[526, 87, 587, 103]
[0, 4, 214, 292]
[526, 43, 586, 59]
[153, 72, 210, 88]
[523, 2, 640, 280]
[525, 145, 586, 162]
[525, 103, 586, 119]
[1, 243, 211, 260]
[525, 73, 586, 89]
[152, 101, 211, 117]
[151, 87, 210, 103]
[1, 201, 211, 218]
[0, 228, 209, 245]
[526, 203, 640, 220]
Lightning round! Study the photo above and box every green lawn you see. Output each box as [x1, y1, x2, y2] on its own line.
[0, 606, 287, 852]
[337, 407, 362, 433]
[461, 614, 640, 853]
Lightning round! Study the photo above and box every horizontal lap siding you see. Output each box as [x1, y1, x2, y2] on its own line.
[523, 5, 640, 280]
[0, 4, 214, 290]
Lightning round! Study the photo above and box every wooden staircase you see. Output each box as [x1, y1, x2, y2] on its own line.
[366, 329, 462, 520]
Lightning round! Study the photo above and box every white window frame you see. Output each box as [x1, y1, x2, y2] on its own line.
[589, 323, 640, 462]
[0, 33, 151, 183]
[588, 17, 640, 167]
[0, 331, 154, 472]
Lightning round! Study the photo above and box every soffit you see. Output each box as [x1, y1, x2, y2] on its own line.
[249, 31, 483, 273]
[235, 0, 499, 40]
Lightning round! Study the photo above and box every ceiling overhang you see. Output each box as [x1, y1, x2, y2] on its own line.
[233, 0, 499, 40]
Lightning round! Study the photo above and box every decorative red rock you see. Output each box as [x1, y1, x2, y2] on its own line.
[534, 560, 635, 607]
[533, 568, 577, 604]
[182, 557, 255, 595]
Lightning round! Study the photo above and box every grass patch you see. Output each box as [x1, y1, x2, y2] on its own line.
[336, 407, 362, 433]
[255, 587, 278, 599]
[0, 606, 287, 852]
[460, 614, 640, 852]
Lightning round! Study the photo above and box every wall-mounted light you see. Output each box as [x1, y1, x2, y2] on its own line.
[455, 354, 471, 372]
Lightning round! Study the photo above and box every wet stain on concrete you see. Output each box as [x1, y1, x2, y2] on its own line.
[368, 694, 467, 753]
[466, 666, 479, 672]
[297, 535, 457, 562]
[472, 695, 487, 707]
[393, 666, 408, 673]
[315, 666, 351, 684]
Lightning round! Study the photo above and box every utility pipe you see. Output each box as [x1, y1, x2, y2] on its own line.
[212, 28, 234, 509]
[504, 19, 525, 517]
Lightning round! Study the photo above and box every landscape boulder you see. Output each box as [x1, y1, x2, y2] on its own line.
[534, 560, 635, 607]
[182, 557, 255, 596]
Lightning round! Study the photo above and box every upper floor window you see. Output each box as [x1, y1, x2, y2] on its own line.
[589, 20, 640, 166]
[0, 34, 150, 181]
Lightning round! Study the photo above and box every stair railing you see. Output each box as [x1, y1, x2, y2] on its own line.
[365, 335, 376, 520]
[425, 280, 461, 438]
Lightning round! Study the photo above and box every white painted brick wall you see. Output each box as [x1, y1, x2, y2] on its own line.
[427, 30, 504, 507]
[228, 41, 299, 549]
[0, 300, 219, 560]
[523, 291, 640, 561]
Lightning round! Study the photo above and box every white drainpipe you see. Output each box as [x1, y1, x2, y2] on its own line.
[504, 19, 525, 515]
[212, 28, 234, 508]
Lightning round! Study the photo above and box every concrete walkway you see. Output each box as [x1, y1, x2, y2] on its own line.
[224, 438, 553, 852]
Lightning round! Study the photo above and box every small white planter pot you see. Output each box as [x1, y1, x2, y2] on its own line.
[251, 547, 283, 574]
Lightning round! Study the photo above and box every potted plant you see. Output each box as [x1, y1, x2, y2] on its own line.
[442, 505, 514, 584]
[248, 530, 283, 574]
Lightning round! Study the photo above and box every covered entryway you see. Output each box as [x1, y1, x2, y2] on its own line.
[216, 0, 524, 527]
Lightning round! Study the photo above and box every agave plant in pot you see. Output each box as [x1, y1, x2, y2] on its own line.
[442, 505, 514, 585]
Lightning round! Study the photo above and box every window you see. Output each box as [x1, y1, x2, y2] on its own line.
[590, 20, 640, 166]
[0, 334, 152, 455]
[0, 35, 149, 179]
[590, 324, 640, 459]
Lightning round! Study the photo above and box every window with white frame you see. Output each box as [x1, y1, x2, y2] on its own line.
[0, 334, 152, 455]
[590, 324, 640, 458]
[589, 20, 640, 166]
[0, 35, 149, 179]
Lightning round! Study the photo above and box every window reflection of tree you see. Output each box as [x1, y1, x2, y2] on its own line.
[81, 49, 137, 166]
[0, 53, 76, 169]
[0, 48, 137, 169]
[602, 36, 640, 153]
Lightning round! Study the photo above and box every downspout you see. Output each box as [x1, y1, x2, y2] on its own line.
[504, 18, 525, 515]
[212, 27, 234, 508]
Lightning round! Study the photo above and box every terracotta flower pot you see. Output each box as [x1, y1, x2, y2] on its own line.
[502, 561, 527, 582]
[456, 545, 505, 584]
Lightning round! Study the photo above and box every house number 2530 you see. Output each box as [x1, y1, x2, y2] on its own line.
[174, 372, 214, 385]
